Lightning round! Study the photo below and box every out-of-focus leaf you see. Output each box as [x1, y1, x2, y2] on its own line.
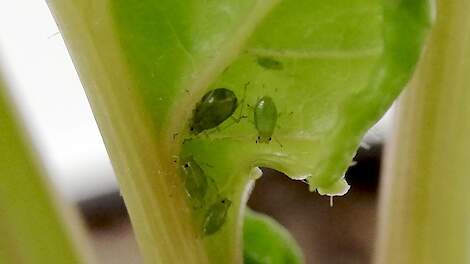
[243, 209, 303, 264]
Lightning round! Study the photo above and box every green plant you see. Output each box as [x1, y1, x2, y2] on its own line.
[243, 209, 303, 264]
[0, 68, 93, 263]
[376, 1, 470, 263]
[44, 0, 432, 263]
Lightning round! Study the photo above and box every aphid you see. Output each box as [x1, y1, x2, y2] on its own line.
[256, 56, 283, 70]
[180, 157, 208, 207]
[203, 198, 232, 236]
[254, 96, 278, 143]
[190, 88, 238, 134]
[218, 82, 250, 128]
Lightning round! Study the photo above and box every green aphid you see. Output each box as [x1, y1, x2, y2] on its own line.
[180, 157, 208, 207]
[203, 198, 232, 236]
[254, 96, 278, 143]
[257, 57, 283, 70]
[190, 88, 238, 134]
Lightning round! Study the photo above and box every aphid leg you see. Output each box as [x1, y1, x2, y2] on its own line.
[199, 129, 215, 138]
[329, 196, 334, 207]
[207, 175, 221, 195]
[276, 111, 292, 129]
[231, 82, 250, 123]
[245, 104, 256, 126]
[273, 136, 284, 149]
[219, 82, 251, 130]
[239, 82, 249, 113]
[248, 95, 261, 110]
[200, 161, 214, 168]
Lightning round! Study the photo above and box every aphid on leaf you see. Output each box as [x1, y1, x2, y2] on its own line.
[254, 96, 278, 143]
[257, 56, 283, 70]
[190, 88, 238, 134]
[180, 157, 208, 207]
[203, 198, 232, 236]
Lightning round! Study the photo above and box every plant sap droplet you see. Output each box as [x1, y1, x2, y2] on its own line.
[190, 88, 238, 134]
[203, 198, 232, 235]
[254, 96, 278, 143]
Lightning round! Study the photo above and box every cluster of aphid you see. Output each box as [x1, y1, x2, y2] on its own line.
[179, 56, 283, 236]
[180, 156, 232, 236]
[189, 87, 279, 143]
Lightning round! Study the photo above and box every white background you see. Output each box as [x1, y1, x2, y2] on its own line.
[0, 1, 117, 201]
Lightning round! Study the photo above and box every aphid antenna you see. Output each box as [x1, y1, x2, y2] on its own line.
[279, 111, 294, 118]
[204, 173, 221, 195]
[199, 161, 214, 168]
[208, 174, 218, 186]
[198, 128, 216, 138]
[233, 81, 250, 122]
[246, 94, 261, 112]
[214, 82, 252, 131]
[273, 136, 284, 149]
[277, 111, 293, 126]
[191, 201, 205, 210]
[182, 137, 195, 145]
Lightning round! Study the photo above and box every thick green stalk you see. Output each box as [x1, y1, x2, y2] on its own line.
[46, 2, 211, 263]
[375, 1, 470, 263]
[0, 65, 93, 263]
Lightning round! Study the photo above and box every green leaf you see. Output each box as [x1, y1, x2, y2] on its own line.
[48, 0, 433, 263]
[0, 67, 92, 263]
[243, 209, 304, 264]
[111, 0, 433, 192]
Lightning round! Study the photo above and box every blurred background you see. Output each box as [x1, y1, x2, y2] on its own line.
[0, 1, 394, 263]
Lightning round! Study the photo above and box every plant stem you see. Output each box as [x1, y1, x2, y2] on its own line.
[46, 2, 211, 263]
[0, 64, 93, 263]
[375, 1, 470, 263]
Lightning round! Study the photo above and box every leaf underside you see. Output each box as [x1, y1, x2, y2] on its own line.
[112, 0, 431, 189]
[108, 0, 432, 262]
